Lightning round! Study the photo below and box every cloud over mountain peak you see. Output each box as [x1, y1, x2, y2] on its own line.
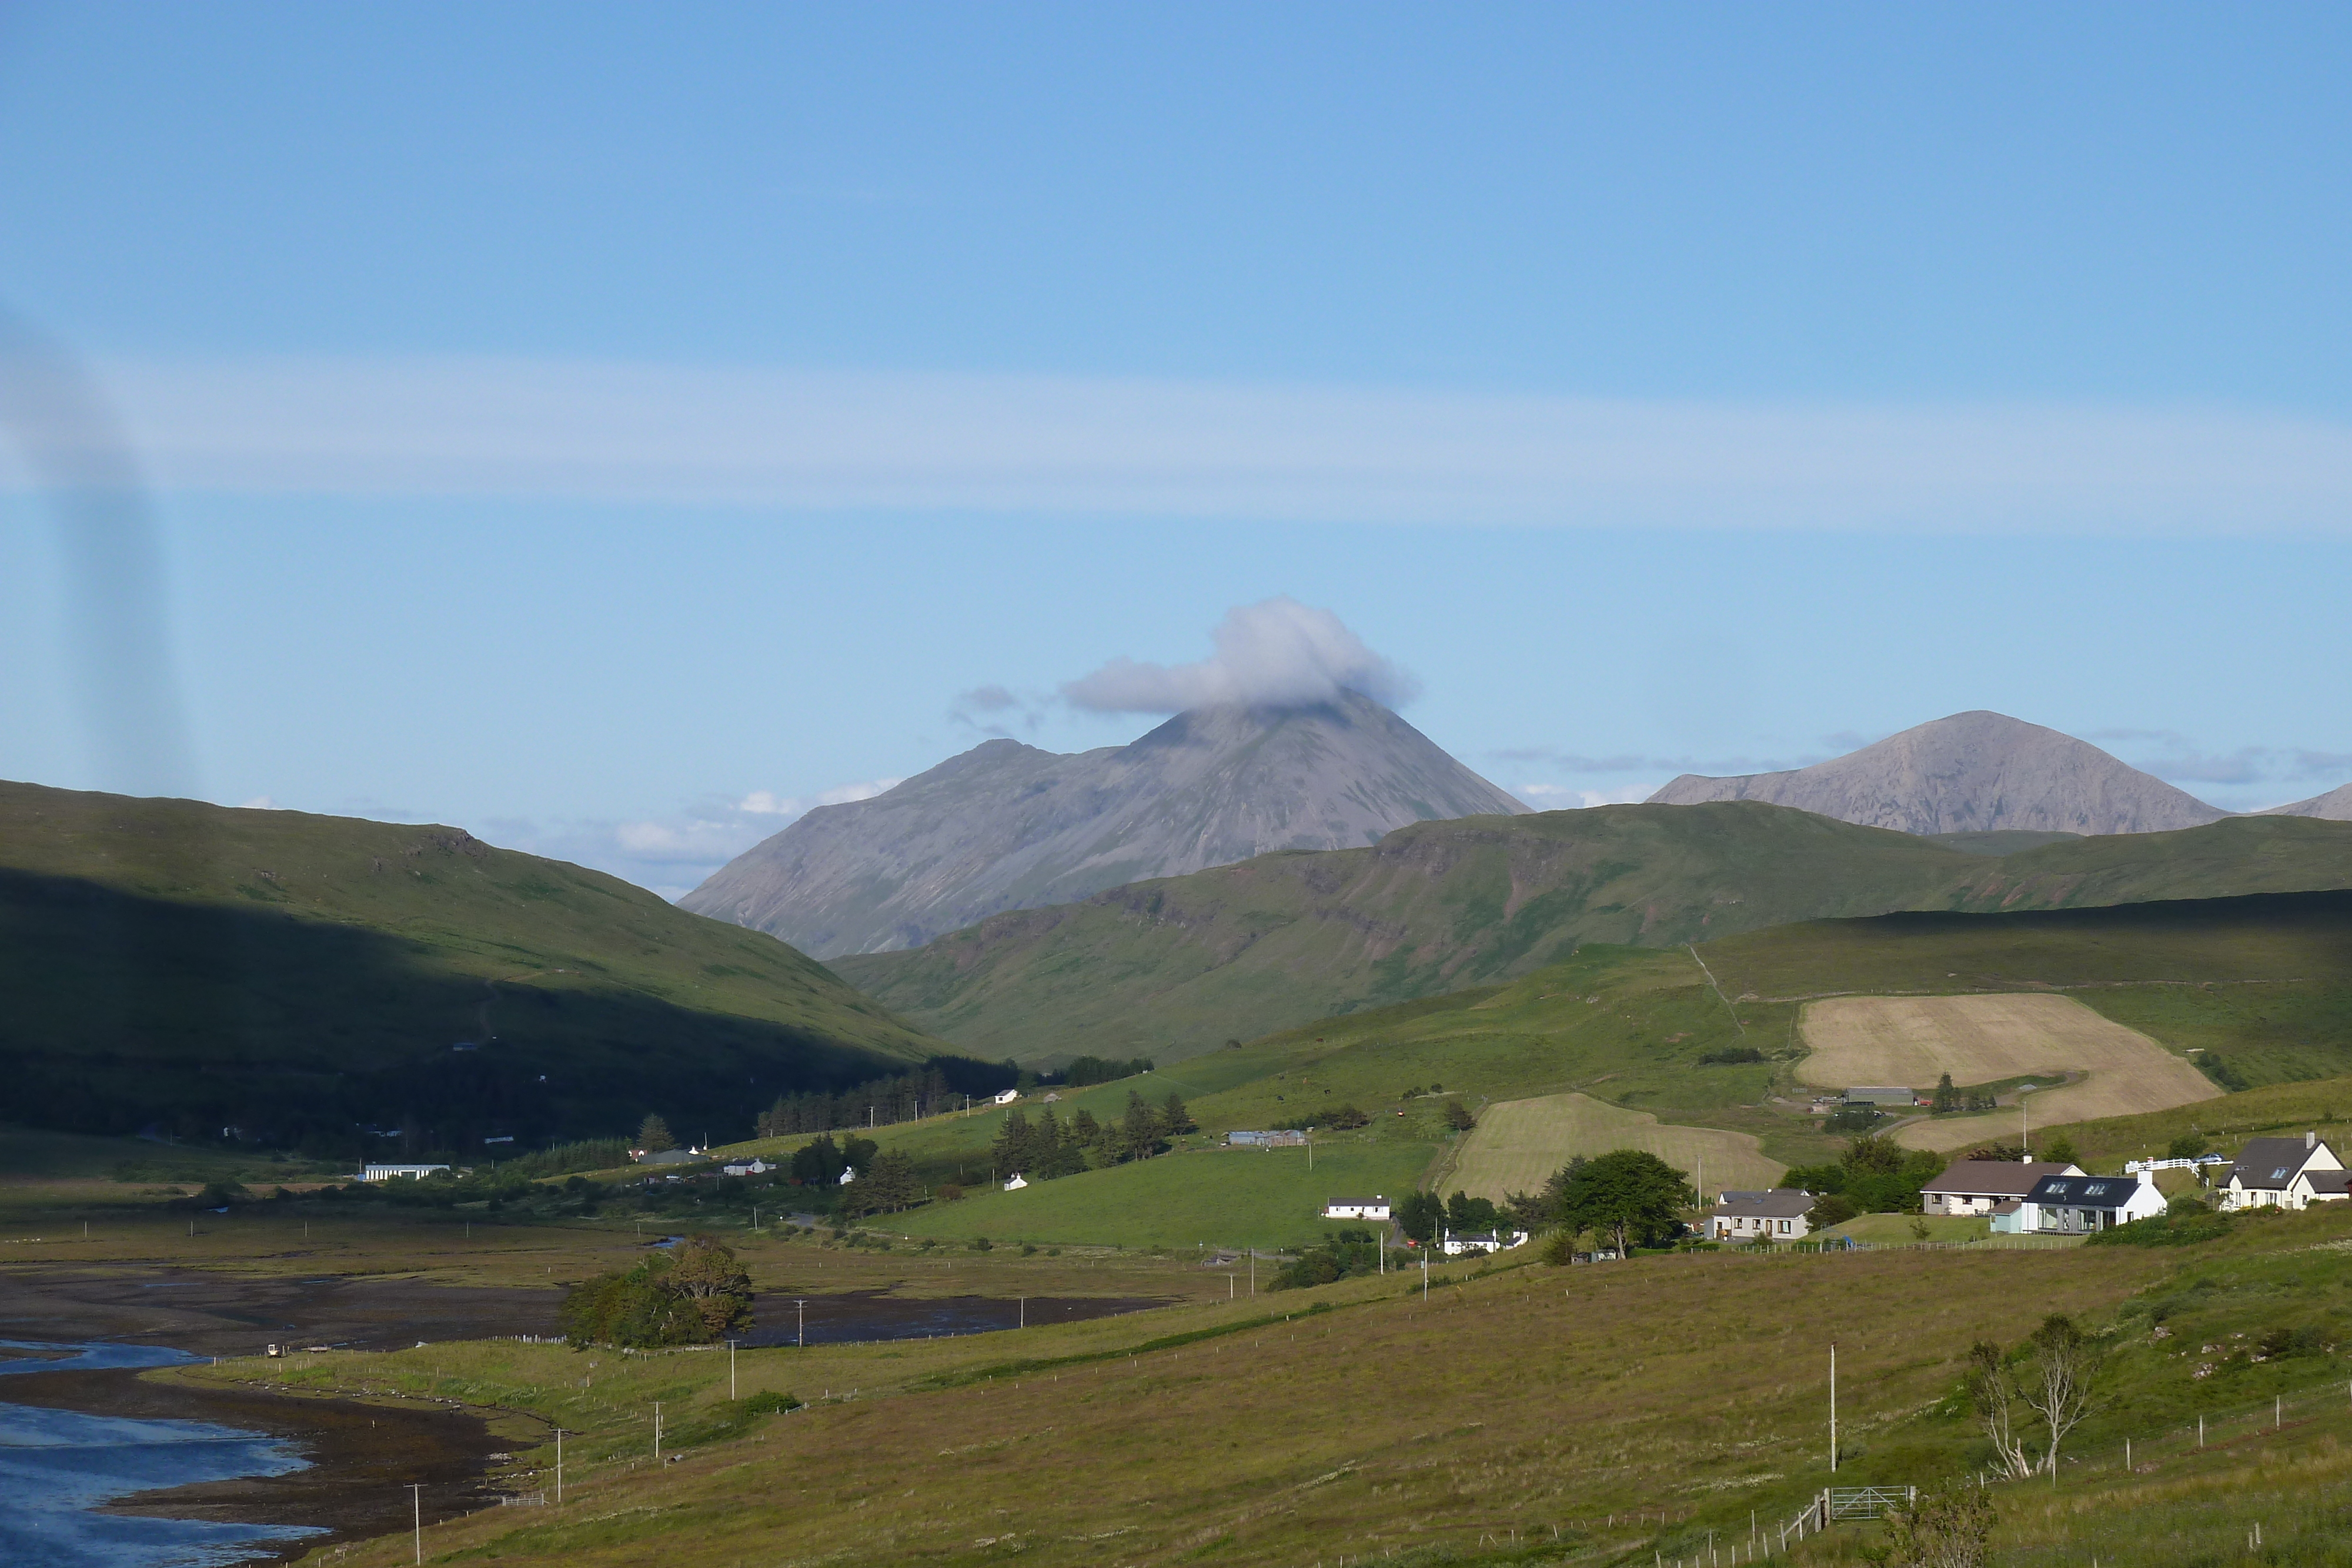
[1060, 598, 1417, 715]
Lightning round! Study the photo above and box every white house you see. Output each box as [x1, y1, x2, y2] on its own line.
[993, 1088, 1021, 1106]
[360, 1164, 450, 1182]
[2019, 1171, 2166, 1233]
[721, 1158, 773, 1177]
[1708, 1189, 1815, 1242]
[2219, 1133, 2348, 1212]
[1003, 1172, 1028, 1191]
[1440, 1228, 1530, 1256]
[1322, 1195, 1390, 1221]
[837, 1166, 856, 1185]
[1920, 1159, 2084, 1216]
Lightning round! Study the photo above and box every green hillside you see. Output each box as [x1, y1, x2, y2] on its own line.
[0, 781, 949, 1152]
[770, 889, 2352, 1255]
[836, 804, 2352, 1067]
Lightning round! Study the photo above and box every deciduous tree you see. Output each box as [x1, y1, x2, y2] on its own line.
[1555, 1149, 1690, 1256]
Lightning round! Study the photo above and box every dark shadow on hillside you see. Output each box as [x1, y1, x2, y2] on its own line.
[0, 866, 909, 1152]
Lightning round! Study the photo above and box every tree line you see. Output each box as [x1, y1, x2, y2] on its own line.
[989, 1091, 1196, 1180]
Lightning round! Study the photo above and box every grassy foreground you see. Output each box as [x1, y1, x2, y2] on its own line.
[172, 1196, 2352, 1566]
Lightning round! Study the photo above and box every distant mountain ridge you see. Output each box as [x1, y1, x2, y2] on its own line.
[831, 807, 2352, 1067]
[2263, 783, 2352, 821]
[1646, 710, 2226, 835]
[682, 690, 1528, 957]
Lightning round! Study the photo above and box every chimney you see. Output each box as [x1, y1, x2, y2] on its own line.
[2308, 1131, 2318, 1151]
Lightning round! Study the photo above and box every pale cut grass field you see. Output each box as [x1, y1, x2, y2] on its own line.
[1448, 1091, 1784, 1200]
[1796, 992, 2223, 1152]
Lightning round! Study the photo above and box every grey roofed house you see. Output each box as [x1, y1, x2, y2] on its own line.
[1709, 1189, 1816, 1242]
[1920, 1159, 2085, 1216]
[1842, 1086, 1919, 1106]
[2220, 1132, 2347, 1211]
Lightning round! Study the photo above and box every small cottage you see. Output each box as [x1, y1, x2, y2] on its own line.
[1322, 1196, 1390, 1221]
[993, 1088, 1021, 1106]
[1439, 1227, 1530, 1256]
[1707, 1189, 1815, 1242]
[1003, 1172, 1028, 1191]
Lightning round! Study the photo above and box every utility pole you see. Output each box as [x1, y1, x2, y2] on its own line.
[406, 1483, 424, 1564]
[1422, 1252, 1429, 1302]
[1830, 1344, 1838, 1472]
[1018, 1297, 1026, 1329]
[653, 1402, 662, 1462]
[796, 1299, 808, 1349]
[554, 1428, 564, 1505]
[1249, 1250, 1255, 1296]
[729, 1340, 737, 1399]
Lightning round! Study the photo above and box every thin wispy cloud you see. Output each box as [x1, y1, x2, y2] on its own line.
[18, 355, 2352, 533]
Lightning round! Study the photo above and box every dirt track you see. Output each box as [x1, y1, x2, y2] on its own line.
[1795, 993, 2222, 1151]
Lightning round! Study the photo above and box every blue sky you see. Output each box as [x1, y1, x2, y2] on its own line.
[3, 4, 2350, 895]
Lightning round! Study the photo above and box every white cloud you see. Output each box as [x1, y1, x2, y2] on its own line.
[19, 354, 2352, 534]
[1517, 783, 1661, 810]
[235, 794, 286, 810]
[1063, 598, 1416, 714]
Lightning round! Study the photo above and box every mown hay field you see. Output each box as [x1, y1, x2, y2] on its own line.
[1448, 1091, 1783, 1199]
[1796, 993, 2221, 1152]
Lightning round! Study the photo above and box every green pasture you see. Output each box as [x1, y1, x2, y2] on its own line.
[880, 1138, 1435, 1251]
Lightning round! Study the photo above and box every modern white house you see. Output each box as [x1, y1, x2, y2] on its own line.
[360, 1163, 450, 1182]
[1322, 1196, 1391, 1221]
[2017, 1171, 2166, 1233]
[1002, 1172, 1028, 1191]
[1707, 1189, 1815, 1242]
[1920, 1159, 2085, 1216]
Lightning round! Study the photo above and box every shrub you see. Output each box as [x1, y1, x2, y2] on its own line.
[742, 1390, 803, 1416]
[2086, 1211, 2230, 1248]
[936, 1182, 965, 1203]
[1696, 1046, 1765, 1065]
[968, 1235, 993, 1251]
[2166, 1132, 2211, 1160]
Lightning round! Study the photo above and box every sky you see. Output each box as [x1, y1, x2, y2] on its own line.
[3, 4, 2351, 897]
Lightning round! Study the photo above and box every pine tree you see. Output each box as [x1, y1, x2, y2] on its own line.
[1162, 1093, 1196, 1135]
[636, 1113, 677, 1152]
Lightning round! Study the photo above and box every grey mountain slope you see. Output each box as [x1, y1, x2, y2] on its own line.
[681, 690, 1529, 957]
[1646, 710, 2226, 836]
[2262, 782, 2352, 821]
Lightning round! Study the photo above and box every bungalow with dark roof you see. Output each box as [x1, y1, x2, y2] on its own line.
[2019, 1171, 2166, 1234]
[2219, 1133, 2347, 1212]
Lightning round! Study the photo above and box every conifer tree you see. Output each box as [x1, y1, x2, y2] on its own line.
[636, 1113, 677, 1152]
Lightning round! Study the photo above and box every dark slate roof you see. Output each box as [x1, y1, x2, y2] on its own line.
[1922, 1160, 2080, 1198]
[2226, 1137, 2328, 1191]
[2026, 1174, 2143, 1208]
[1712, 1189, 1815, 1219]
[2308, 1169, 2352, 1196]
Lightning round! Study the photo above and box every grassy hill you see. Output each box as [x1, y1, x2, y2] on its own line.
[836, 805, 2352, 1067]
[736, 890, 2352, 1255]
[182, 1175, 2352, 1567]
[0, 781, 950, 1152]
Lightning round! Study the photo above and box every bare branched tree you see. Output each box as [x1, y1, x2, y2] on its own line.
[2018, 1314, 2104, 1475]
[1965, 1340, 2034, 1480]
